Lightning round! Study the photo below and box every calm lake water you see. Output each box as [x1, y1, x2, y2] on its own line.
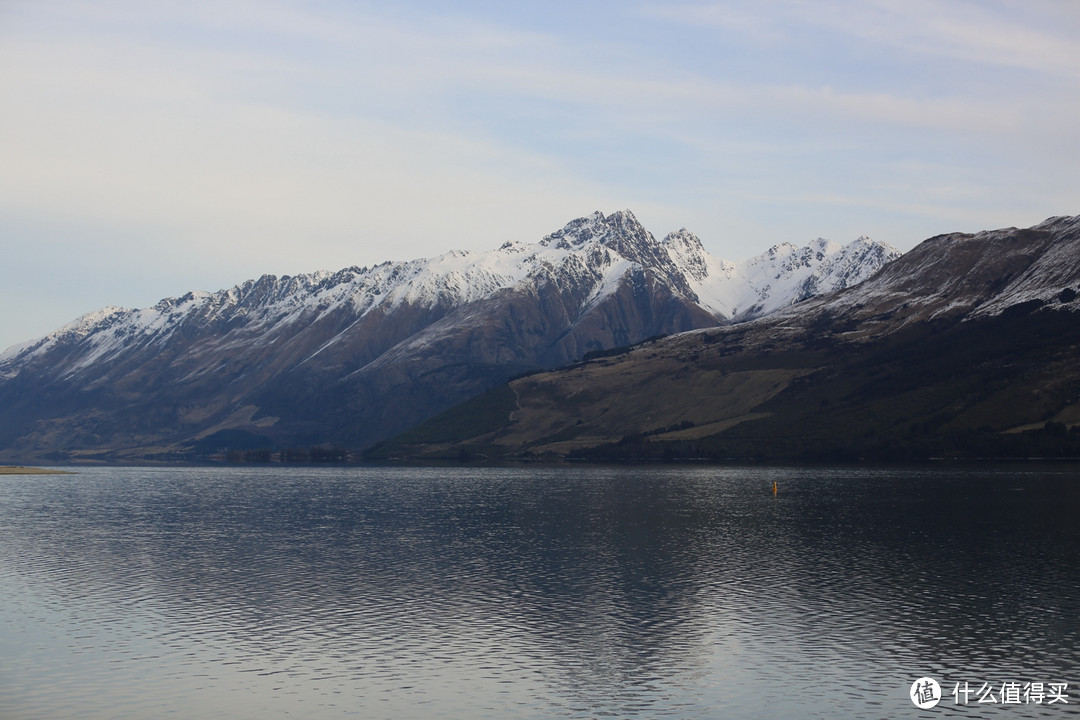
[0, 464, 1077, 719]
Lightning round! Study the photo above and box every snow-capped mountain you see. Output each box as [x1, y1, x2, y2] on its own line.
[665, 230, 896, 321]
[1, 211, 896, 373]
[0, 210, 898, 461]
[763, 213, 1080, 342]
[377, 213, 1080, 463]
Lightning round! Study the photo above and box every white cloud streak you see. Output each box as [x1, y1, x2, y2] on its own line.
[1, 0, 1078, 349]
[646, 0, 1080, 79]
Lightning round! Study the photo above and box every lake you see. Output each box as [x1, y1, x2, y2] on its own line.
[0, 464, 1077, 719]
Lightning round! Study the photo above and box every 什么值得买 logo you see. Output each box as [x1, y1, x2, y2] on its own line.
[910, 677, 941, 709]
[909, 677, 1070, 708]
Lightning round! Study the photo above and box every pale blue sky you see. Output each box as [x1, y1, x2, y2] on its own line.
[2, 0, 1079, 350]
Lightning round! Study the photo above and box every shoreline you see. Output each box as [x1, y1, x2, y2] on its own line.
[0, 466, 75, 475]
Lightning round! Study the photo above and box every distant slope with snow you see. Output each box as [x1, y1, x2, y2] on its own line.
[0, 210, 899, 461]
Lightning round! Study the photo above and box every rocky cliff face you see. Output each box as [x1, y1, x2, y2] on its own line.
[0, 210, 899, 461]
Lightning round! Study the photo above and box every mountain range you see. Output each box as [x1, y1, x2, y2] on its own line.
[372, 214, 1080, 462]
[0, 210, 899, 462]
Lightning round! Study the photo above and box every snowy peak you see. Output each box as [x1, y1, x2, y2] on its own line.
[0, 306, 130, 367]
[593, 210, 658, 260]
[0, 208, 911, 460]
[789, 235, 899, 304]
[528, 211, 898, 317]
[539, 210, 642, 250]
[677, 232, 901, 321]
[662, 229, 712, 282]
[536, 210, 674, 276]
[1, 210, 901, 375]
[798, 213, 1080, 336]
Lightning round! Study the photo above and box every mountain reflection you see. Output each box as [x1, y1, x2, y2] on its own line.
[2, 465, 1078, 718]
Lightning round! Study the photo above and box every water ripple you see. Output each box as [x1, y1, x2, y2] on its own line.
[0, 465, 1077, 719]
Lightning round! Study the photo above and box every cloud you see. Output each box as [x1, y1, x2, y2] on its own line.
[833, 0, 1080, 79]
[1, 0, 1078, 350]
[0, 13, 625, 270]
[645, 0, 1080, 79]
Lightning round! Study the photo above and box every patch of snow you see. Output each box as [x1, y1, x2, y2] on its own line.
[679, 234, 900, 320]
[1, 209, 903, 384]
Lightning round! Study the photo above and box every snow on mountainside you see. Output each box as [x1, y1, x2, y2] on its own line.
[664, 231, 898, 321]
[377, 212, 1080, 463]
[797, 213, 1080, 337]
[0, 210, 898, 376]
[963, 215, 1080, 316]
[0, 209, 910, 461]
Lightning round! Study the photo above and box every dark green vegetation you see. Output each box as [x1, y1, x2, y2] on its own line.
[188, 430, 350, 463]
[370, 306, 1080, 463]
[576, 311, 1080, 461]
[365, 384, 519, 461]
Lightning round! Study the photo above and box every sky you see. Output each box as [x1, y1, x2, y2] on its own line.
[2, 0, 1079, 351]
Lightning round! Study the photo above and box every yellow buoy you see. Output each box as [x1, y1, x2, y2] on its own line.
[772, 481, 778, 496]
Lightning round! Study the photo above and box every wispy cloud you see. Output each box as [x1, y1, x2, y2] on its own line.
[823, 0, 1080, 79]
[1, 0, 1078, 349]
[645, 0, 1080, 79]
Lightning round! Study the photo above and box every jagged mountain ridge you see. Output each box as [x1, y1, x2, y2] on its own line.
[375, 213, 1080, 462]
[0, 211, 898, 375]
[828, 214, 1080, 323]
[0, 210, 898, 461]
[745, 214, 1080, 346]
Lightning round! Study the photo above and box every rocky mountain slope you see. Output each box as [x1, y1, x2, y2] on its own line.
[0, 210, 897, 462]
[374, 214, 1080, 462]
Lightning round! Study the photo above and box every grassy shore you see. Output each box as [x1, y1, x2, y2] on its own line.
[0, 466, 75, 475]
